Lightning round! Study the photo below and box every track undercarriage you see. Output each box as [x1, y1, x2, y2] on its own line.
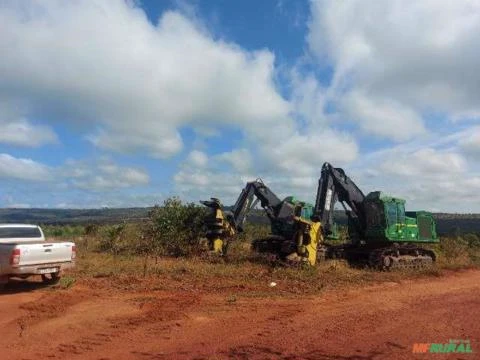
[252, 237, 436, 270]
[366, 244, 436, 270]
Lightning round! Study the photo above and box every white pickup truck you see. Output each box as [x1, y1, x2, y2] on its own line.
[0, 224, 76, 287]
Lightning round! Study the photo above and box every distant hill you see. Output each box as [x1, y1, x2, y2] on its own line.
[0, 208, 150, 225]
[0, 207, 479, 235]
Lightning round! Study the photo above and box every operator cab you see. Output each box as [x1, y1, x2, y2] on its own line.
[363, 191, 437, 243]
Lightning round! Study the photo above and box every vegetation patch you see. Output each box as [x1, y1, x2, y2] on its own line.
[46, 198, 479, 297]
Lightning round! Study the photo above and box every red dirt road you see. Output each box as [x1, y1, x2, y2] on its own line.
[1, 270, 479, 360]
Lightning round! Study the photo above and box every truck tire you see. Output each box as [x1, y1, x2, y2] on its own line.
[41, 272, 61, 285]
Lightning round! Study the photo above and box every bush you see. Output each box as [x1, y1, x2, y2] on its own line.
[464, 233, 480, 248]
[436, 235, 476, 268]
[98, 223, 126, 254]
[141, 197, 207, 257]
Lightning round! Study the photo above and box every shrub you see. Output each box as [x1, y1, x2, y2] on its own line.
[85, 223, 99, 236]
[464, 233, 480, 248]
[98, 223, 126, 254]
[436, 236, 472, 268]
[141, 197, 207, 257]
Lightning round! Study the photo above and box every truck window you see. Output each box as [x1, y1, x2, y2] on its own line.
[0, 227, 42, 238]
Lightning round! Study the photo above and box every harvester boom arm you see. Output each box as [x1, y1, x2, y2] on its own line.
[314, 162, 366, 237]
[230, 180, 283, 231]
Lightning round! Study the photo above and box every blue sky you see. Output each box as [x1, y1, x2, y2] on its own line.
[0, 0, 480, 211]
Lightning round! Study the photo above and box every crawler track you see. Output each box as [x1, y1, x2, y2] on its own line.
[368, 245, 436, 270]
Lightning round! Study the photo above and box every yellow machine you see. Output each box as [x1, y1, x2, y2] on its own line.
[201, 183, 324, 265]
[285, 216, 323, 265]
[200, 198, 235, 255]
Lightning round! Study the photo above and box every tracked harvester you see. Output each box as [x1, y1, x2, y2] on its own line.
[201, 180, 322, 265]
[313, 162, 438, 269]
[201, 163, 438, 270]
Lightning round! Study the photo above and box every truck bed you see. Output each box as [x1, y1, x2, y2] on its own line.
[2, 242, 75, 265]
[0, 241, 75, 278]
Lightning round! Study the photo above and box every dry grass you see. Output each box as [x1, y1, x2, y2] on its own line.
[68, 240, 455, 298]
[58, 231, 479, 299]
[430, 236, 480, 270]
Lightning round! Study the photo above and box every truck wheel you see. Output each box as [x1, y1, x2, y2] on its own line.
[41, 272, 61, 285]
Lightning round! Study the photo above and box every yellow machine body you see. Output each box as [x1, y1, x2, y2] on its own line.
[202, 202, 235, 255]
[286, 217, 323, 265]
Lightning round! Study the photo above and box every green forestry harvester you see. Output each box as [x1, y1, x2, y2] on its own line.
[201, 163, 438, 270]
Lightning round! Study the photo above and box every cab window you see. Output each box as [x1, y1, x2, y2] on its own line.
[365, 202, 384, 227]
[386, 202, 397, 226]
[397, 202, 405, 224]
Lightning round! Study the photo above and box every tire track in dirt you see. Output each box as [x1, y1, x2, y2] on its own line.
[91, 270, 480, 360]
[1, 270, 479, 360]
[34, 292, 202, 359]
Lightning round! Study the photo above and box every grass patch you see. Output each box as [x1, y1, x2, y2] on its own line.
[58, 276, 76, 289]
[66, 232, 479, 297]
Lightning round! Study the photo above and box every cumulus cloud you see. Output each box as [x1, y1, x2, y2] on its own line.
[4, 0, 480, 211]
[174, 168, 247, 202]
[341, 91, 425, 141]
[345, 143, 480, 212]
[0, 119, 58, 147]
[0, 154, 52, 181]
[186, 150, 209, 168]
[64, 159, 149, 191]
[379, 148, 466, 177]
[215, 149, 252, 173]
[308, 0, 480, 139]
[0, 0, 363, 206]
[0, 0, 288, 158]
[0, 102, 58, 147]
[262, 128, 358, 176]
[461, 126, 480, 159]
[289, 71, 328, 127]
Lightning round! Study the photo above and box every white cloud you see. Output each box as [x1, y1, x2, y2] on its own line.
[173, 127, 357, 204]
[290, 71, 328, 127]
[262, 128, 358, 176]
[308, 0, 480, 139]
[186, 150, 209, 168]
[0, 119, 58, 147]
[341, 91, 425, 141]
[344, 143, 480, 212]
[4, 0, 480, 212]
[461, 126, 480, 158]
[174, 168, 246, 202]
[380, 148, 466, 177]
[0, 153, 52, 181]
[64, 159, 149, 191]
[0, 102, 58, 147]
[0, 1, 289, 158]
[215, 148, 252, 173]
[0, 1, 363, 206]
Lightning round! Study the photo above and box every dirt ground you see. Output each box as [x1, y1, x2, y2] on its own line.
[1, 270, 479, 360]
